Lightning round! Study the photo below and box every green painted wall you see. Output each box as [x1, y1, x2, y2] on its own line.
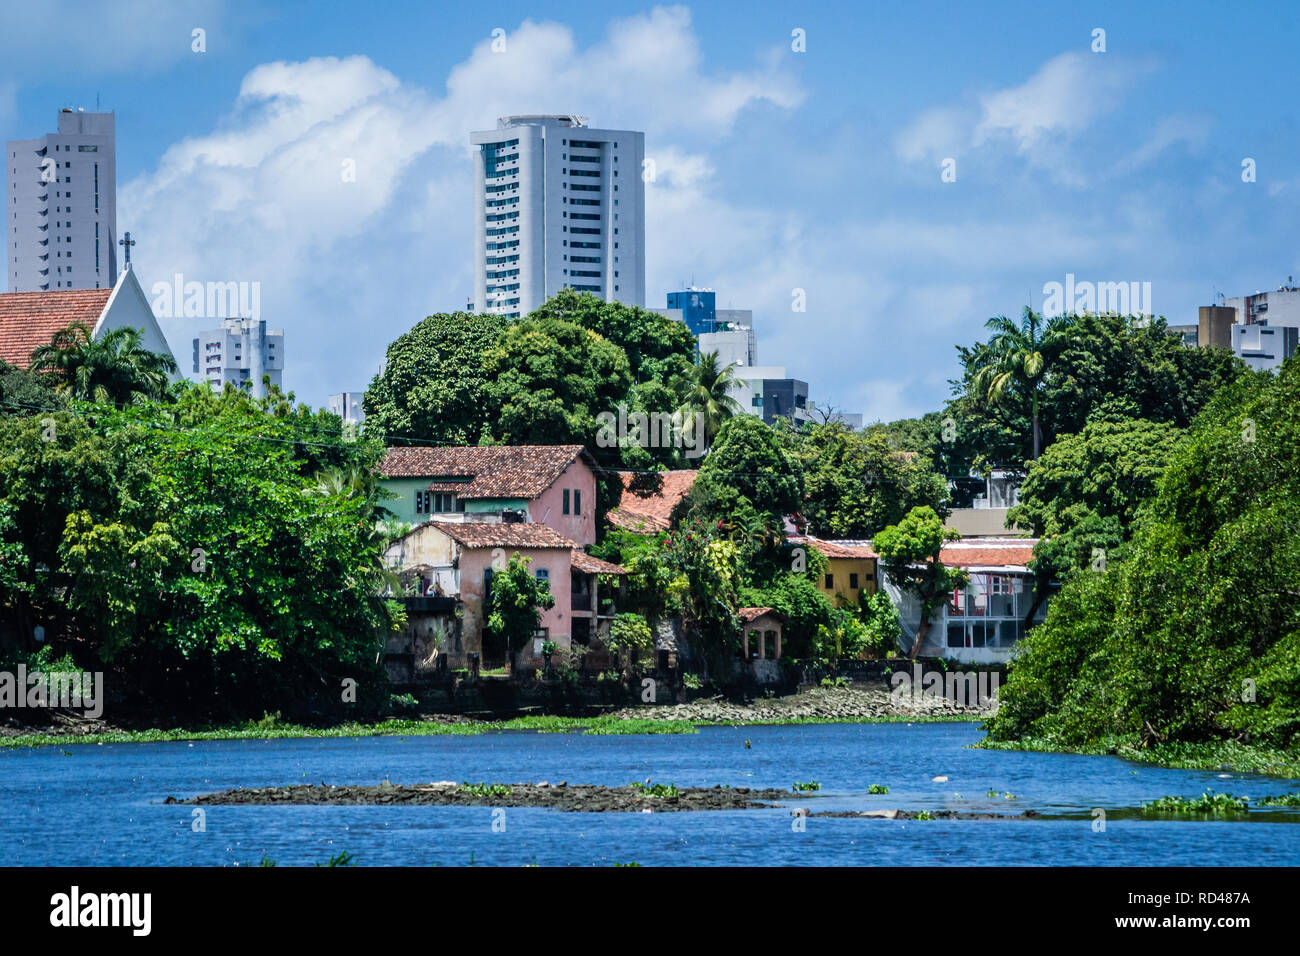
[381, 478, 431, 526]
[380, 477, 527, 526]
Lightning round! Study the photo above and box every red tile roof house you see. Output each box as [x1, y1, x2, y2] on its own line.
[0, 266, 176, 374]
[381, 519, 625, 676]
[377, 446, 632, 675]
[378, 445, 598, 546]
[875, 537, 1049, 664]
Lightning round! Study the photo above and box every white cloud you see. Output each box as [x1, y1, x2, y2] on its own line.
[1121, 114, 1212, 170]
[974, 52, 1142, 151]
[896, 51, 1154, 184]
[895, 106, 967, 163]
[120, 7, 805, 403]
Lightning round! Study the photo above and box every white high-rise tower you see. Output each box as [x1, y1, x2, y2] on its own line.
[470, 115, 645, 318]
[6, 108, 118, 293]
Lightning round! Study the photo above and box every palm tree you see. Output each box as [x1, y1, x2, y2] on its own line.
[675, 350, 743, 455]
[971, 308, 1075, 460]
[30, 324, 177, 405]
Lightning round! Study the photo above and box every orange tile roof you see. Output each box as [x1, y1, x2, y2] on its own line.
[0, 289, 109, 369]
[571, 551, 627, 575]
[607, 470, 697, 532]
[379, 445, 587, 499]
[938, 538, 1037, 568]
[739, 607, 781, 624]
[791, 536, 878, 560]
[422, 520, 578, 550]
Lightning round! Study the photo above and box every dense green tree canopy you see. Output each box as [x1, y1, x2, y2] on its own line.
[796, 423, 948, 539]
[0, 384, 396, 719]
[946, 312, 1244, 475]
[363, 312, 509, 446]
[683, 415, 802, 522]
[0, 361, 64, 419]
[987, 360, 1300, 755]
[526, 290, 695, 387]
[1009, 403, 1183, 587]
[483, 316, 633, 449]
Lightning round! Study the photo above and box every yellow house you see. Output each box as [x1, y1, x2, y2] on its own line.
[797, 537, 878, 609]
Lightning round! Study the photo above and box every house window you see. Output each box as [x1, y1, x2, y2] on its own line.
[414, 490, 432, 514]
[573, 489, 581, 515]
[432, 493, 456, 512]
[849, 573, 859, 590]
[563, 489, 570, 515]
[536, 569, 549, 582]
[824, 574, 834, 589]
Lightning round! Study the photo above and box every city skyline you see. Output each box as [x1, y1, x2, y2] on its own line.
[1, 1, 1298, 418]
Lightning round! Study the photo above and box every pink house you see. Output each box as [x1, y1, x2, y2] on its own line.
[378, 445, 598, 546]
[383, 519, 625, 674]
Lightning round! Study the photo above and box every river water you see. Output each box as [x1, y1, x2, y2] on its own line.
[2, 722, 1297, 866]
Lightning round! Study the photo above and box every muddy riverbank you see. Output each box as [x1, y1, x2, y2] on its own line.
[609, 685, 996, 724]
[165, 781, 793, 812]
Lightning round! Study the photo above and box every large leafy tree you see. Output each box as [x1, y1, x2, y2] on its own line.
[988, 360, 1300, 757]
[527, 289, 695, 387]
[29, 325, 177, 405]
[661, 521, 742, 679]
[483, 316, 632, 448]
[363, 312, 509, 446]
[797, 422, 948, 539]
[1008, 402, 1183, 623]
[0, 360, 64, 418]
[0, 383, 398, 719]
[674, 415, 803, 579]
[949, 311, 1243, 473]
[874, 506, 966, 658]
[1045, 312, 1242, 439]
[483, 316, 634, 526]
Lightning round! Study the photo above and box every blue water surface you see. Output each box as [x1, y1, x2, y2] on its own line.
[2, 722, 1298, 866]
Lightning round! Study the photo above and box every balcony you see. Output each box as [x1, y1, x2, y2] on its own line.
[402, 595, 457, 614]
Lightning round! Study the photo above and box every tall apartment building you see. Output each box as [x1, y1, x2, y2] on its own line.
[7, 109, 117, 293]
[192, 317, 284, 397]
[470, 115, 645, 318]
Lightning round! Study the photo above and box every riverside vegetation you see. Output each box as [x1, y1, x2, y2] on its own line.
[4, 292, 1288, 780]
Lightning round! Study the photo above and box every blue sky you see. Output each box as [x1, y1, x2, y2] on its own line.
[3, 0, 1298, 419]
